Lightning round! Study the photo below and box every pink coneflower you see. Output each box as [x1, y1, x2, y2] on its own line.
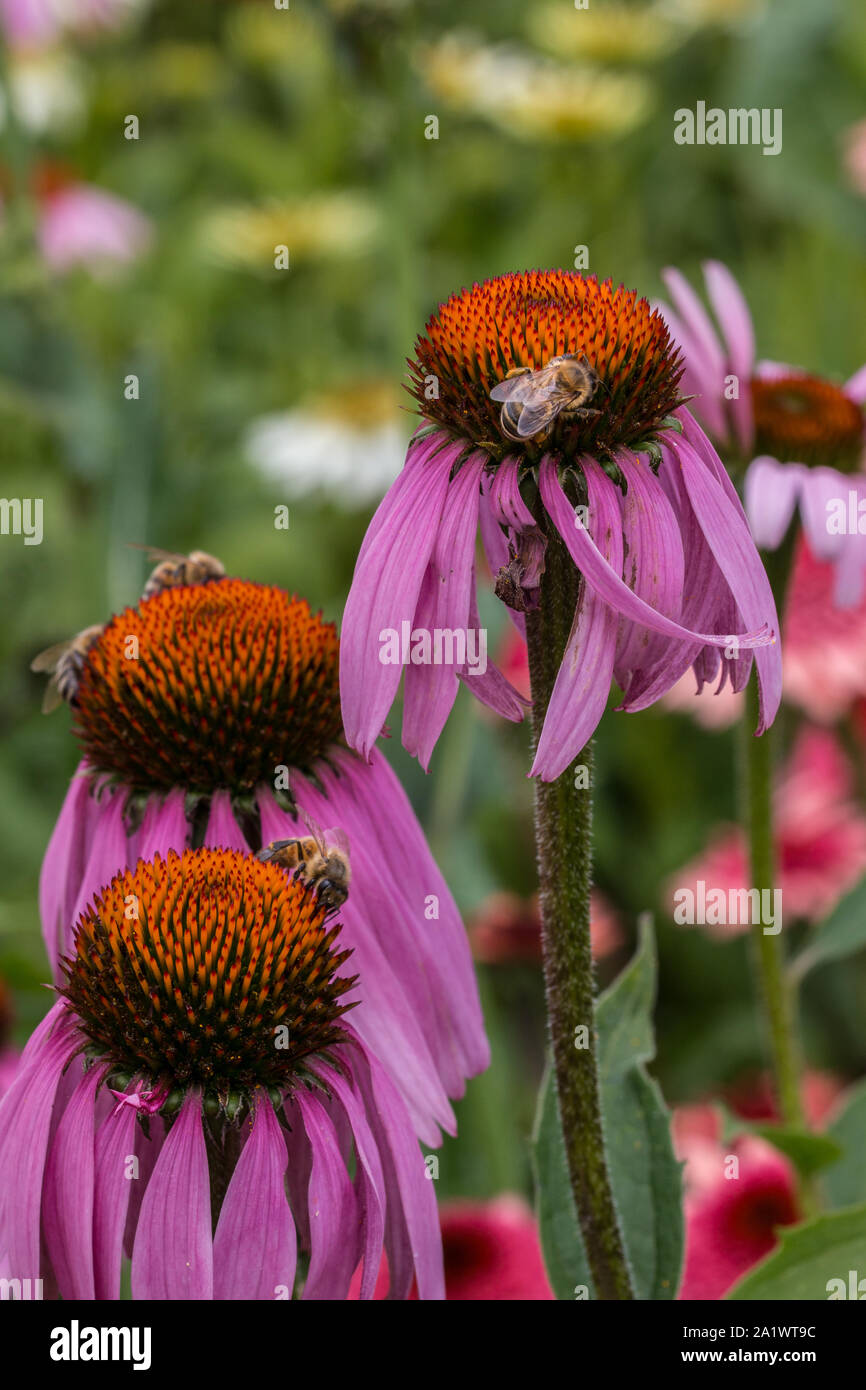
[673, 1106, 798, 1300]
[659, 262, 866, 604]
[340, 271, 780, 781]
[470, 888, 623, 964]
[37, 569, 488, 1145]
[349, 1195, 553, 1300]
[0, 848, 443, 1300]
[0, 0, 138, 49]
[669, 726, 866, 935]
[32, 164, 151, 275]
[0, 978, 18, 1098]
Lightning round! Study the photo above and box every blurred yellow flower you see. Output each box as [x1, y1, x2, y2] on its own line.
[200, 192, 380, 270]
[418, 34, 652, 142]
[529, 3, 684, 66]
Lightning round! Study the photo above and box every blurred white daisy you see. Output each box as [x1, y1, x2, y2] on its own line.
[245, 381, 407, 508]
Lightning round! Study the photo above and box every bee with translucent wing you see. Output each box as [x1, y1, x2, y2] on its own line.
[489, 353, 601, 443]
[257, 811, 351, 910]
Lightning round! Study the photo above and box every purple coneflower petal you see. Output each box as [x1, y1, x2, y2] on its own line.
[744, 456, 804, 549]
[258, 788, 456, 1147]
[459, 571, 528, 720]
[213, 1093, 296, 1300]
[403, 451, 486, 769]
[530, 469, 623, 781]
[93, 1097, 140, 1299]
[38, 766, 92, 970]
[131, 1093, 213, 1300]
[654, 298, 728, 441]
[702, 260, 755, 453]
[662, 267, 727, 434]
[136, 788, 189, 861]
[0, 1002, 77, 1278]
[203, 789, 249, 852]
[327, 749, 490, 1080]
[346, 1034, 444, 1301]
[312, 1060, 387, 1301]
[340, 434, 461, 759]
[672, 436, 782, 733]
[295, 1085, 358, 1300]
[43, 1064, 103, 1299]
[614, 451, 684, 691]
[538, 460, 770, 651]
[68, 787, 134, 955]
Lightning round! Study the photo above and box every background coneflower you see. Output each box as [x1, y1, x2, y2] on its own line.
[0, 847, 443, 1300]
[659, 261, 866, 605]
[38, 567, 488, 1146]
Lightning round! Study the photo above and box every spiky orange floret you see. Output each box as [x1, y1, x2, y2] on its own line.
[407, 270, 684, 460]
[60, 848, 356, 1091]
[752, 374, 864, 471]
[73, 580, 343, 793]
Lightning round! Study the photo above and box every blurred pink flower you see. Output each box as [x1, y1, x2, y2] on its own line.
[36, 180, 151, 274]
[350, 1195, 554, 1300]
[673, 1106, 799, 1300]
[0, 0, 137, 50]
[470, 888, 623, 964]
[843, 119, 866, 198]
[723, 1067, 844, 1128]
[784, 538, 866, 722]
[665, 537, 866, 727]
[669, 726, 866, 934]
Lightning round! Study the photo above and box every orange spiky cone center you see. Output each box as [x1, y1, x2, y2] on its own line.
[72, 580, 343, 794]
[60, 848, 356, 1095]
[751, 373, 864, 471]
[407, 269, 684, 461]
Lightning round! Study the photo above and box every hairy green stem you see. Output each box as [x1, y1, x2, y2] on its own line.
[741, 678, 805, 1131]
[526, 527, 634, 1301]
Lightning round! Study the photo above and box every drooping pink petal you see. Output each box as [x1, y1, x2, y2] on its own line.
[744, 456, 804, 550]
[39, 765, 94, 972]
[340, 432, 462, 759]
[213, 1093, 296, 1300]
[672, 435, 782, 733]
[614, 450, 685, 692]
[311, 751, 490, 1083]
[43, 1063, 104, 1299]
[0, 1002, 78, 1278]
[479, 474, 525, 638]
[661, 267, 727, 434]
[311, 1060, 387, 1301]
[799, 466, 852, 561]
[539, 459, 771, 650]
[67, 786, 135, 966]
[93, 1097, 140, 1300]
[654, 298, 729, 441]
[403, 452, 486, 769]
[203, 789, 249, 852]
[295, 1086, 358, 1300]
[257, 788, 456, 1147]
[702, 260, 755, 453]
[530, 470, 623, 781]
[345, 1033, 444, 1301]
[458, 567, 528, 721]
[131, 1093, 213, 1300]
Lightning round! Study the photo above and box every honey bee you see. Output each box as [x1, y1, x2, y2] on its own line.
[257, 813, 351, 911]
[130, 546, 226, 600]
[31, 624, 105, 713]
[489, 353, 601, 443]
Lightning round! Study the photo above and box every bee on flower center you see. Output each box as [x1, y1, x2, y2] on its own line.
[132, 546, 226, 600]
[489, 353, 601, 443]
[31, 624, 105, 713]
[258, 812, 351, 910]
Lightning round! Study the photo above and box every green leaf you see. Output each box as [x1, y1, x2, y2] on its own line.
[727, 1205, 866, 1300]
[824, 1082, 866, 1209]
[750, 1125, 843, 1178]
[532, 917, 684, 1300]
[791, 874, 866, 980]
